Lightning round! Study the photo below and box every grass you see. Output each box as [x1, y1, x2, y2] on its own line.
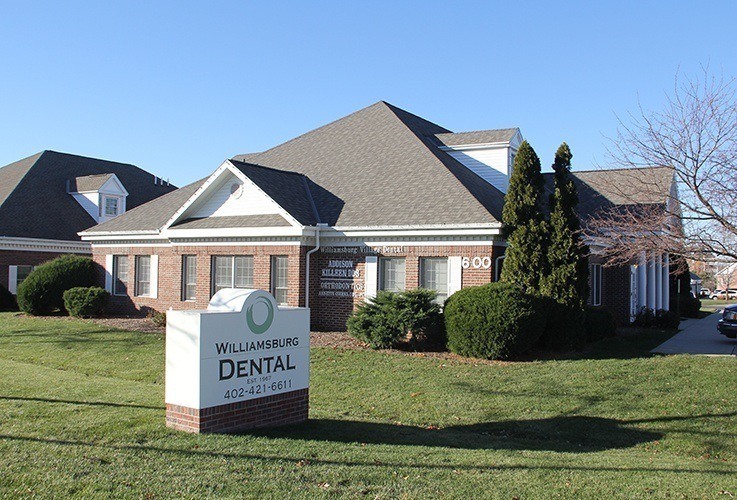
[701, 298, 737, 313]
[0, 313, 735, 498]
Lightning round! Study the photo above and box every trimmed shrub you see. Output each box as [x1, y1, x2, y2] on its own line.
[0, 283, 17, 311]
[347, 291, 403, 348]
[538, 299, 586, 351]
[148, 309, 167, 328]
[584, 307, 617, 342]
[444, 282, 547, 360]
[63, 287, 110, 318]
[633, 308, 680, 329]
[347, 289, 443, 349]
[17, 255, 95, 315]
[393, 288, 444, 348]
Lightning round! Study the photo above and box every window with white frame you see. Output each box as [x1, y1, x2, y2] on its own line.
[104, 197, 119, 217]
[420, 257, 449, 304]
[271, 255, 289, 306]
[379, 258, 406, 292]
[113, 255, 129, 296]
[211, 256, 253, 296]
[135, 255, 151, 297]
[15, 265, 34, 291]
[182, 255, 196, 301]
[591, 264, 602, 306]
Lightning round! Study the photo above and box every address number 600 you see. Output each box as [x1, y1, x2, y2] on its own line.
[461, 256, 492, 269]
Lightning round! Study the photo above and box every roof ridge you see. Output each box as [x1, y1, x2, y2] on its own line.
[383, 102, 503, 222]
[230, 158, 307, 178]
[252, 101, 392, 160]
[436, 127, 519, 136]
[570, 165, 672, 174]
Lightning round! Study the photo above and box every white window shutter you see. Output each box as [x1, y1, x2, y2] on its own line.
[8, 266, 18, 294]
[448, 256, 463, 296]
[104, 255, 114, 293]
[150, 254, 159, 299]
[364, 256, 378, 301]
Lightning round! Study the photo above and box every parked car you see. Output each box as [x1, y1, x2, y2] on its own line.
[717, 304, 737, 339]
[700, 288, 711, 297]
[709, 289, 737, 299]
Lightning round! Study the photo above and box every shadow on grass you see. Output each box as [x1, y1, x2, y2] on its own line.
[251, 415, 662, 453]
[1, 427, 735, 476]
[0, 395, 162, 410]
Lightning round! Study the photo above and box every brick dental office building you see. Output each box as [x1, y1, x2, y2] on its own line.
[79, 102, 675, 330]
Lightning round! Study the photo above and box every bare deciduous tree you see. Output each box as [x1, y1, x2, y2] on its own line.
[584, 69, 737, 269]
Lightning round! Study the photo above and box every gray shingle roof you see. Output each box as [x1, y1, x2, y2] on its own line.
[84, 178, 206, 233]
[70, 174, 115, 192]
[231, 161, 320, 225]
[434, 128, 519, 147]
[542, 166, 674, 221]
[0, 151, 177, 240]
[170, 214, 291, 230]
[234, 101, 505, 227]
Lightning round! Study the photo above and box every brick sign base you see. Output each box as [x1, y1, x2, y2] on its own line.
[166, 389, 309, 434]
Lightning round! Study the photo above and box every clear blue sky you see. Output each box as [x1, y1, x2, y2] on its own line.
[1, 1, 735, 186]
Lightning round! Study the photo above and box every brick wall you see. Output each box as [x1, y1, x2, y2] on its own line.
[310, 244, 506, 331]
[588, 256, 632, 326]
[92, 245, 305, 317]
[166, 388, 308, 433]
[0, 250, 72, 291]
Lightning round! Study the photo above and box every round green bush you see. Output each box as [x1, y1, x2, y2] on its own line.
[63, 287, 110, 318]
[17, 255, 96, 315]
[444, 282, 547, 360]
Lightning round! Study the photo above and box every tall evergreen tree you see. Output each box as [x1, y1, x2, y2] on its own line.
[541, 143, 589, 306]
[501, 141, 548, 291]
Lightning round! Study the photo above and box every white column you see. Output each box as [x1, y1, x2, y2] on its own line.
[655, 254, 662, 310]
[662, 253, 670, 311]
[636, 253, 646, 309]
[647, 252, 656, 310]
[364, 256, 377, 301]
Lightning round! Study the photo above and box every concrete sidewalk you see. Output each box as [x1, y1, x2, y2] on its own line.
[652, 312, 737, 356]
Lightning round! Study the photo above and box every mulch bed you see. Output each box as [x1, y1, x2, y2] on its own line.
[22, 314, 503, 366]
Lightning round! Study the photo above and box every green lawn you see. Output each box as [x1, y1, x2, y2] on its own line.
[701, 298, 737, 313]
[0, 313, 735, 498]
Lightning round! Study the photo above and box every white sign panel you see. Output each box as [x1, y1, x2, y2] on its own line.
[166, 289, 310, 409]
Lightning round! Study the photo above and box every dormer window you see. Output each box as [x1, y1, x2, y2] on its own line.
[68, 173, 128, 223]
[104, 197, 119, 217]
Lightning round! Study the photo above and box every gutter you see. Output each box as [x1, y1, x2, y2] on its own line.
[305, 224, 328, 309]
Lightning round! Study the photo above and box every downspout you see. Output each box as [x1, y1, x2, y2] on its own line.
[305, 224, 328, 308]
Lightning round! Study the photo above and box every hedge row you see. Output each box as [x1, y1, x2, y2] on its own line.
[16, 255, 95, 315]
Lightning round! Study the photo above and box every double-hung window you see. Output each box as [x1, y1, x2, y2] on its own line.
[135, 256, 151, 297]
[104, 197, 119, 217]
[379, 258, 406, 292]
[16, 265, 34, 290]
[591, 264, 602, 306]
[211, 256, 253, 295]
[271, 255, 289, 306]
[113, 255, 129, 296]
[420, 257, 449, 304]
[182, 255, 197, 301]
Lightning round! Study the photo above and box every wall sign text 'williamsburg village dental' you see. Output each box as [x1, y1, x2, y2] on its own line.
[165, 288, 310, 432]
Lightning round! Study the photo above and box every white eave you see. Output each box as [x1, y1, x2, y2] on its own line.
[0, 236, 91, 253]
